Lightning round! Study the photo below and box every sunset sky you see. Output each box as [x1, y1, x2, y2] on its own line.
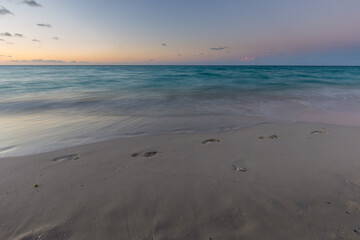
[1, 0, 360, 65]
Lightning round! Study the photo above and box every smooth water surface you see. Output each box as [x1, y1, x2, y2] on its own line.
[1, 65, 360, 156]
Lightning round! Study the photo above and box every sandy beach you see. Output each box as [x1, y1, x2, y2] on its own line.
[1, 122, 360, 240]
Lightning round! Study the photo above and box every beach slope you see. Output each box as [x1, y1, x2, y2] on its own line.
[1, 122, 360, 240]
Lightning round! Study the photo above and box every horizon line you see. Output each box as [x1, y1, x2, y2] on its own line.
[0, 64, 360, 67]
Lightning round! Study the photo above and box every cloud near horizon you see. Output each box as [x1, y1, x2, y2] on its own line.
[32, 39, 40, 42]
[23, 0, 42, 7]
[162, 43, 167, 47]
[210, 46, 228, 51]
[37, 23, 52, 28]
[10, 59, 89, 64]
[240, 56, 256, 62]
[0, 6, 13, 15]
[0, 32, 12, 37]
[14, 33, 23, 37]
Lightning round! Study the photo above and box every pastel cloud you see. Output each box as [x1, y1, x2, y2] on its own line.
[37, 23, 52, 28]
[23, 0, 42, 7]
[210, 46, 228, 51]
[0, 32, 12, 37]
[0, 6, 13, 15]
[11, 59, 89, 64]
[240, 56, 256, 62]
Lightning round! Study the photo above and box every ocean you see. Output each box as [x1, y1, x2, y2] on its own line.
[1, 65, 360, 157]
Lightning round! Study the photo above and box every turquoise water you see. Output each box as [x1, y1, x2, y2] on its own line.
[1, 66, 360, 156]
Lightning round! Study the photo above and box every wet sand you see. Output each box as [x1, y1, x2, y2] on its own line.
[1, 122, 360, 240]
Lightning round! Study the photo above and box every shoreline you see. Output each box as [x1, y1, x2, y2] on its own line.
[2, 119, 360, 159]
[1, 122, 360, 239]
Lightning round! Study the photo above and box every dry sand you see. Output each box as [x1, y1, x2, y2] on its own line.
[1, 122, 360, 240]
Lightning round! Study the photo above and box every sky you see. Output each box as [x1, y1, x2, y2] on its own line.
[0, 0, 360, 65]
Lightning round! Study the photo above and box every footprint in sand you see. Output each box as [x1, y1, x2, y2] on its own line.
[132, 151, 158, 158]
[52, 154, 80, 162]
[14, 224, 68, 240]
[346, 200, 360, 212]
[232, 165, 247, 172]
[311, 130, 327, 134]
[232, 159, 247, 172]
[259, 135, 279, 140]
[202, 139, 220, 144]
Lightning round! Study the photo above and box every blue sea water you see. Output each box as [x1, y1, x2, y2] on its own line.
[1, 65, 360, 157]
